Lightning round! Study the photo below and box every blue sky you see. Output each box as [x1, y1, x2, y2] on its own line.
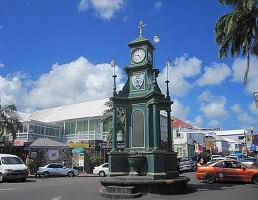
[0, 0, 258, 133]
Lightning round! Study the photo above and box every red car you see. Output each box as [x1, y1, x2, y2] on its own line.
[196, 159, 258, 184]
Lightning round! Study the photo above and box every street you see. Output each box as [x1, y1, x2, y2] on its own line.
[0, 172, 258, 200]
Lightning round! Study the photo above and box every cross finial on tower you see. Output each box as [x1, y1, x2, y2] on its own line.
[138, 21, 146, 37]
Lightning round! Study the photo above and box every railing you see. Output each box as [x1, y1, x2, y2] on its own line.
[9, 132, 60, 142]
[65, 131, 123, 143]
[7, 130, 124, 144]
[65, 131, 99, 143]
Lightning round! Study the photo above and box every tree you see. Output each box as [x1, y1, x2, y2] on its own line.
[0, 104, 22, 141]
[102, 100, 125, 144]
[214, 0, 258, 86]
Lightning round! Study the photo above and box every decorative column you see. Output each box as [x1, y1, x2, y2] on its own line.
[167, 110, 172, 151]
[153, 104, 159, 150]
[125, 109, 129, 149]
[111, 107, 117, 151]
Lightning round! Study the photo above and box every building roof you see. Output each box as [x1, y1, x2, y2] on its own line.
[216, 129, 246, 136]
[223, 137, 242, 144]
[172, 116, 193, 129]
[30, 138, 68, 148]
[17, 98, 109, 123]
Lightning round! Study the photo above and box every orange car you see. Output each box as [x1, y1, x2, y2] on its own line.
[196, 159, 258, 184]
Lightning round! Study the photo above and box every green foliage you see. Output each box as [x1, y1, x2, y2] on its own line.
[0, 104, 22, 141]
[25, 158, 34, 169]
[215, 0, 258, 85]
[90, 152, 102, 166]
[102, 100, 125, 144]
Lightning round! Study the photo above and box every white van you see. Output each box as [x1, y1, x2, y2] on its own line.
[0, 154, 29, 182]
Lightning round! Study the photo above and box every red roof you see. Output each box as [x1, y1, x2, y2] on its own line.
[172, 116, 193, 129]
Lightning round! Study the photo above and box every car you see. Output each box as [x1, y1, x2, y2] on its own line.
[178, 157, 197, 173]
[211, 155, 221, 160]
[36, 163, 79, 177]
[0, 154, 29, 182]
[93, 163, 109, 177]
[206, 157, 225, 165]
[241, 158, 258, 167]
[196, 159, 258, 184]
[225, 155, 240, 161]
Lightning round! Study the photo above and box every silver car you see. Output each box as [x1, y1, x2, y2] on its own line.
[37, 163, 79, 177]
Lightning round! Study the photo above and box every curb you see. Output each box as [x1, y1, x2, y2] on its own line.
[28, 173, 98, 178]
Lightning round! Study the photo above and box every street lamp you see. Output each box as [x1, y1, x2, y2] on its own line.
[153, 34, 160, 68]
[165, 57, 171, 97]
[253, 90, 258, 108]
[250, 126, 254, 145]
[111, 58, 117, 94]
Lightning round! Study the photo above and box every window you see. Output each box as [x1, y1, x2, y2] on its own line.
[214, 161, 224, 168]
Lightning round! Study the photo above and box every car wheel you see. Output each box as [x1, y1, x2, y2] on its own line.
[204, 173, 215, 184]
[99, 171, 105, 177]
[43, 171, 50, 178]
[252, 174, 258, 184]
[0, 173, 3, 183]
[67, 171, 75, 177]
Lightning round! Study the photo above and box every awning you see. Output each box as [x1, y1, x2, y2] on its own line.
[72, 147, 84, 153]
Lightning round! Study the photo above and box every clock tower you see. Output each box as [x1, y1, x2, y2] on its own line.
[108, 21, 178, 180]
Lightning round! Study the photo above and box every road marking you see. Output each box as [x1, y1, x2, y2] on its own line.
[52, 196, 62, 200]
[0, 188, 14, 191]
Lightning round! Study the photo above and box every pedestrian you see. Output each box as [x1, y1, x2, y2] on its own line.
[62, 159, 66, 167]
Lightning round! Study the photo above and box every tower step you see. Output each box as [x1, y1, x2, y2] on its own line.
[100, 186, 142, 199]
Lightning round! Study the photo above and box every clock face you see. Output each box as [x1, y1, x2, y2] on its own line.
[132, 48, 146, 63]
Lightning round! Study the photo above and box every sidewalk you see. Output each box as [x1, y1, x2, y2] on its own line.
[28, 172, 98, 178]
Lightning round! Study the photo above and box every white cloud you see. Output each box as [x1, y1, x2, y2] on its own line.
[198, 90, 229, 119]
[78, 0, 126, 20]
[208, 119, 220, 127]
[191, 115, 203, 127]
[0, 75, 28, 107]
[231, 103, 257, 129]
[195, 62, 231, 86]
[231, 103, 241, 113]
[78, 0, 90, 12]
[171, 99, 190, 121]
[0, 63, 4, 68]
[158, 54, 202, 97]
[154, 1, 162, 11]
[231, 57, 258, 91]
[0, 56, 124, 112]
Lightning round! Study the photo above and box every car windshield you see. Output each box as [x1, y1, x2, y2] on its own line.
[1, 157, 24, 164]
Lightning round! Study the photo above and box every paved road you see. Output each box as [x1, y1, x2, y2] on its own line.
[0, 172, 258, 200]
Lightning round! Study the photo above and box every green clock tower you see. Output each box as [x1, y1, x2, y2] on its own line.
[108, 21, 178, 180]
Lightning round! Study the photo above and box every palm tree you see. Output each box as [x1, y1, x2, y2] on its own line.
[214, 0, 258, 85]
[0, 104, 22, 141]
[102, 100, 125, 144]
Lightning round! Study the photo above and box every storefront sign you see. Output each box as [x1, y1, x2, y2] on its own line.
[13, 140, 24, 146]
[79, 153, 84, 167]
[100, 143, 125, 151]
[68, 142, 89, 148]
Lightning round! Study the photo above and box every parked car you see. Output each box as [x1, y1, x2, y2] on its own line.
[211, 155, 221, 160]
[241, 158, 258, 167]
[206, 157, 225, 165]
[179, 157, 197, 173]
[0, 154, 29, 182]
[196, 159, 258, 184]
[225, 155, 240, 161]
[93, 163, 109, 177]
[36, 163, 79, 177]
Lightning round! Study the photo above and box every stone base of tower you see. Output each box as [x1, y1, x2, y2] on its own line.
[100, 151, 190, 198]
